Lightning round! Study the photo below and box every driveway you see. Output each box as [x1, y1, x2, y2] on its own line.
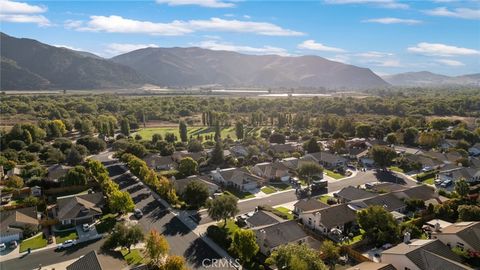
[76, 224, 100, 243]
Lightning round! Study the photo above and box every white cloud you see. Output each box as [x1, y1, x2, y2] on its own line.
[363, 17, 421, 25]
[243, 15, 251, 19]
[0, 14, 49, 26]
[436, 59, 465, 66]
[105, 43, 159, 55]
[54, 44, 84, 51]
[197, 40, 289, 56]
[324, 0, 409, 9]
[424, 7, 480, 20]
[64, 19, 83, 29]
[298, 40, 346, 53]
[373, 59, 402, 67]
[0, 0, 46, 14]
[156, 0, 235, 8]
[0, 0, 50, 26]
[68, 15, 304, 36]
[408, 42, 480, 56]
[356, 51, 394, 58]
[326, 54, 350, 63]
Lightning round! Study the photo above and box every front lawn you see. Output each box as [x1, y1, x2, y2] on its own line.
[388, 166, 404, 173]
[96, 213, 117, 234]
[121, 248, 145, 265]
[274, 207, 294, 220]
[325, 169, 344, 180]
[261, 186, 277, 194]
[55, 231, 78, 243]
[224, 189, 255, 200]
[217, 219, 240, 236]
[423, 177, 435, 185]
[270, 182, 292, 190]
[318, 195, 333, 204]
[19, 233, 47, 252]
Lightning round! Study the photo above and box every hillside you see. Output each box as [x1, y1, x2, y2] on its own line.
[383, 71, 480, 87]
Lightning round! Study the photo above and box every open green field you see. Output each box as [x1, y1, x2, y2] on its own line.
[133, 126, 264, 141]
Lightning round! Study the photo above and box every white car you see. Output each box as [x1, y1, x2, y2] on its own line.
[0, 243, 6, 251]
[82, 224, 91, 232]
[57, 239, 77, 250]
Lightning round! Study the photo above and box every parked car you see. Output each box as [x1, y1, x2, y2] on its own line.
[0, 243, 6, 251]
[134, 208, 143, 219]
[57, 240, 77, 250]
[82, 223, 91, 232]
[9, 241, 18, 249]
[440, 180, 453, 188]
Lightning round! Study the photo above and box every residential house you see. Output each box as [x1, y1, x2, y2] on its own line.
[211, 167, 265, 192]
[381, 239, 472, 270]
[67, 250, 104, 270]
[431, 221, 480, 252]
[6, 167, 22, 178]
[47, 164, 72, 182]
[392, 185, 442, 203]
[173, 175, 219, 196]
[346, 262, 396, 270]
[269, 143, 298, 155]
[172, 151, 207, 163]
[403, 154, 444, 171]
[468, 143, 480, 157]
[348, 192, 407, 213]
[143, 154, 175, 171]
[334, 186, 376, 203]
[303, 151, 347, 169]
[394, 146, 424, 156]
[55, 193, 105, 225]
[230, 145, 249, 157]
[30, 186, 42, 197]
[299, 203, 357, 234]
[255, 220, 321, 255]
[423, 151, 463, 165]
[440, 139, 460, 151]
[293, 198, 329, 218]
[0, 206, 39, 243]
[251, 161, 290, 181]
[245, 210, 283, 229]
[437, 167, 480, 184]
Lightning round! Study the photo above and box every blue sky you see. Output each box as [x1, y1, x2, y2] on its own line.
[0, 0, 479, 76]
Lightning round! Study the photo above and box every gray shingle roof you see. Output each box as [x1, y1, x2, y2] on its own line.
[335, 186, 376, 201]
[174, 175, 219, 195]
[294, 198, 329, 212]
[246, 210, 283, 228]
[67, 251, 103, 270]
[255, 220, 309, 249]
[57, 193, 104, 220]
[316, 203, 357, 229]
[442, 222, 480, 251]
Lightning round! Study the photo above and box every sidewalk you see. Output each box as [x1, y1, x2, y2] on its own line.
[0, 240, 57, 261]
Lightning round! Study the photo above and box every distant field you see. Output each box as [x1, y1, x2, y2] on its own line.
[133, 126, 264, 141]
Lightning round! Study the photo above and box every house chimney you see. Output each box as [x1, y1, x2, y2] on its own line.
[258, 229, 266, 245]
[434, 222, 441, 232]
[404, 231, 411, 244]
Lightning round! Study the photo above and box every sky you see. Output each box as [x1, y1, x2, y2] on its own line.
[0, 0, 479, 76]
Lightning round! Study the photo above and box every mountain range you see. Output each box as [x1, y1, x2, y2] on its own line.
[1, 32, 478, 90]
[382, 71, 480, 87]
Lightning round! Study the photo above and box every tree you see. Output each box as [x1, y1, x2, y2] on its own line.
[320, 240, 340, 269]
[214, 122, 221, 142]
[104, 224, 143, 252]
[304, 137, 320, 153]
[152, 133, 163, 144]
[418, 131, 441, 149]
[357, 205, 400, 246]
[124, 142, 147, 158]
[458, 205, 480, 221]
[146, 229, 169, 265]
[165, 132, 177, 143]
[120, 118, 130, 136]
[124, 225, 144, 252]
[370, 145, 397, 168]
[230, 229, 259, 263]
[297, 162, 323, 189]
[235, 122, 244, 140]
[183, 180, 210, 209]
[6, 175, 24, 189]
[162, 255, 187, 270]
[332, 139, 346, 153]
[454, 179, 469, 198]
[66, 147, 83, 166]
[178, 157, 198, 178]
[76, 136, 106, 154]
[355, 124, 371, 138]
[179, 121, 188, 142]
[267, 243, 327, 270]
[269, 133, 286, 144]
[207, 194, 239, 226]
[209, 140, 224, 166]
[109, 190, 135, 213]
[403, 127, 418, 146]
[64, 166, 89, 186]
[23, 196, 39, 207]
[187, 139, 203, 152]
[386, 133, 397, 145]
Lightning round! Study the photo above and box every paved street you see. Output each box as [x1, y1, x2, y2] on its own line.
[106, 163, 233, 269]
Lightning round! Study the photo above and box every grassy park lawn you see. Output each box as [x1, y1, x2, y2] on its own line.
[224, 188, 255, 200]
[134, 126, 237, 140]
[261, 186, 277, 194]
[96, 213, 117, 234]
[121, 248, 145, 265]
[274, 207, 294, 220]
[55, 231, 78, 243]
[325, 169, 344, 180]
[19, 234, 47, 252]
[318, 195, 333, 204]
[388, 166, 404, 173]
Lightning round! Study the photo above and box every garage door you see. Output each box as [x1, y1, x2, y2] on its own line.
[0, 233, 20, 243]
